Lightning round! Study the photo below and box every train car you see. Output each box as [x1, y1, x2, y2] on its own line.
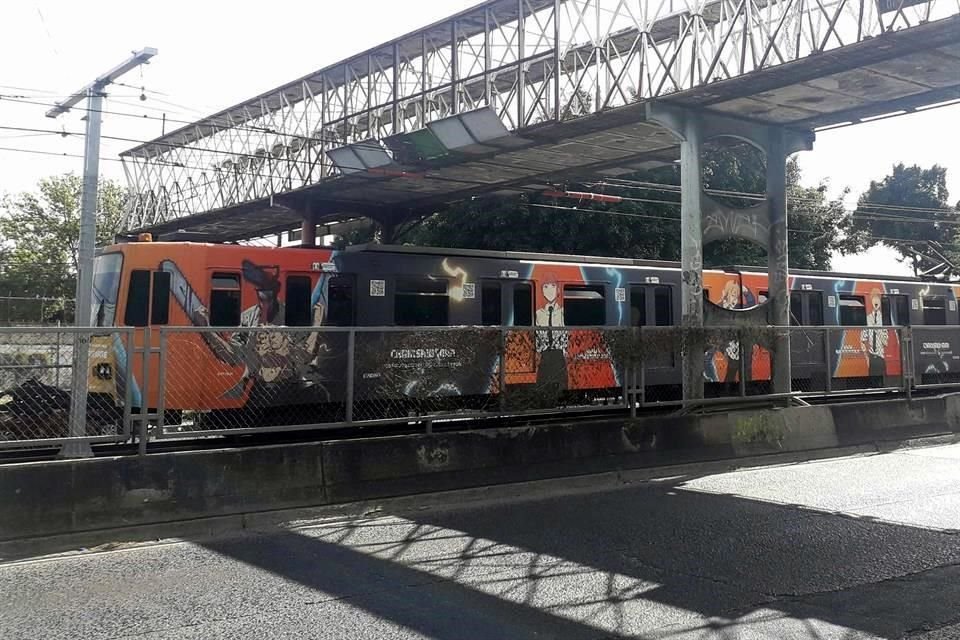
[85, 238, 960, 423]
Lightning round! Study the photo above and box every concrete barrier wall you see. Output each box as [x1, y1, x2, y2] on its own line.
[2, 394, 958, 544]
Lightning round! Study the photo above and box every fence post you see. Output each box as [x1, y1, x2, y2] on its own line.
[54, 327, 62, 388]
[345, 329, 355, 424]
[121, 331, 134, 441]
[61, 327, 94, 459]
[156, 329, 168, 431]
[823, 326, 832, 395]
[901, 326, 913, 403]
[738, 328, 747, 398]
[499, 327, 507, 413]
[138, 328, 151, 456]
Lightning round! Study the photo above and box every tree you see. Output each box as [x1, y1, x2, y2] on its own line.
[397, 144, 851, 271]
[0, 174, 125, 320]
[849, 163, 957, 276]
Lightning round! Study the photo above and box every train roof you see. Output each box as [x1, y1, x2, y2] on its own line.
[345, 243, 944, 285]
[106, 240, 952, 287]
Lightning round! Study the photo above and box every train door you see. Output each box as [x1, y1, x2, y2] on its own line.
[630, 284, 677, 385]
[119, 268, 172, 413]
[500, 280, 536, 386]
[789, 290, 825, 366]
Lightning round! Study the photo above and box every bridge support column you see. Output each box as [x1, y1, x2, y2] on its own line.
[679, 116, 706, 400]
[647, 104, 813, 403]
[300, 207, 318, 247]
[767, 128, 791, 396]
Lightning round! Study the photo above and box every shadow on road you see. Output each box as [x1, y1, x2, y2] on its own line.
[201, 475, 960, 639]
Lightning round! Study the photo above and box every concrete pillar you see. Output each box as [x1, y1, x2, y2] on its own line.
[300, 207, 317, 247]
[680, 117, 705, 400]
[766, 128, 791, 396]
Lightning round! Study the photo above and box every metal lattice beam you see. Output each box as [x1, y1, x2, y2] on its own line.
[120, 0, 960, 234]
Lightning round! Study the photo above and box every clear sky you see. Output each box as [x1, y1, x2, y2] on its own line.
[1, 0, 957, 277]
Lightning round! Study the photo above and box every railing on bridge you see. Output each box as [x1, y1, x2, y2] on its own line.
[121, 0, 960, 230]
[1, 324, 951, 455]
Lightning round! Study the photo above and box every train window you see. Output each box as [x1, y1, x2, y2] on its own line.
[807, 292, 824, 326]
[884, 294, 909, 326]
[922, 297, 947, 325]
[327, 277, 354, 327]
[790, 292, 802, 326]
[564, 285, 606, 326]
[839, 295, 866, 326]
[512, 283, 532, 326]
[150, 271, 171, 325]
[395, 278, 448, 326]
[654, 286, 672, 326]
[211, 273, 239, 289]
[481, 281, 501, 326]
[630, 286, 646, 326]
[210, 273, 241, 327]
[285, 276, 312, 327]
[123, 270, 151, 327]
[630, 285, 673, 327]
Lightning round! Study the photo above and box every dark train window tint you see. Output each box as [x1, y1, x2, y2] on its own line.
[150, 271, 171, 325]
[807, 292, 824, 326]
[790, 292, 802, 326]
[513, 283, 532, 326]
[395, 278, 448, 326]
[285, 276, 312, 327]
[922, 297, 947, 325]
[124, 270, 150, 327]
[327, 277, 354, 327]
[654, 286, 672, 326]
[481, 281, 501, 326]
[210, 273, 241, 327]
[211, 274, 239, 289]
[884, 295, 909, 326]
[839, 295, 866, 326]
[630, 286, 646, 326]
[564, 285, 606, 326]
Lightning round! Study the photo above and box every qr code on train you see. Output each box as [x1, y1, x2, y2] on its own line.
[370, 279, 386, 297]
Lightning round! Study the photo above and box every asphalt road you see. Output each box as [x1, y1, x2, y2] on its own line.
[3, 443, 960, 639]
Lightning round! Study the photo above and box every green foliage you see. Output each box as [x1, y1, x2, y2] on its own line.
[850, 163, 957, 275]
[0, 174, 125, 318]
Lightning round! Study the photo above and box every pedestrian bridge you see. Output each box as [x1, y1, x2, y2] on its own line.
[119, 0, 960, 241]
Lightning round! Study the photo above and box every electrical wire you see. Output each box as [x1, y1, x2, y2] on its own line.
[0, 122, 955, 230]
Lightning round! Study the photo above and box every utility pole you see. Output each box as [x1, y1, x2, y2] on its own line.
[47, 47, 158, 458]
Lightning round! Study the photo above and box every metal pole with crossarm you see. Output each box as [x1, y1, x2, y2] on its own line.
[46, 47, 157, 458]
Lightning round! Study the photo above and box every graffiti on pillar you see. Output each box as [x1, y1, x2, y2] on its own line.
[702, 209, 769, 244]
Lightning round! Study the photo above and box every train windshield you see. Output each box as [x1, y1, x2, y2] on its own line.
[91, 253, 123, 327]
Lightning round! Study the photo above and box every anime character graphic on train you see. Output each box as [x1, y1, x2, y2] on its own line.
[85, 236, 960, 424]
[177, 259, 333, 405]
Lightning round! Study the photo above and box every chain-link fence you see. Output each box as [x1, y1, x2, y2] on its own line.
[0, 327, 131, 447]
[0, 324, 929, 454]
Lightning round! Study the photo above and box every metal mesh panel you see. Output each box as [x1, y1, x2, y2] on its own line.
[500, 328, 627, 412]
[353, 327, 501, 420]
[0, 328, 129, 446]
[158, 326, 351, 435]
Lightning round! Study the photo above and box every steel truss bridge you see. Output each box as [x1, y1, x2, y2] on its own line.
[120, 0, 960, 241]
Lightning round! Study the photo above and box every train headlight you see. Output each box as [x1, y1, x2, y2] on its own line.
[94, 363, 113, 380]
